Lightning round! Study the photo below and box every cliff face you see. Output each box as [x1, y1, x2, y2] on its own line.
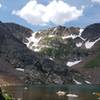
[0, 21, 100, 85]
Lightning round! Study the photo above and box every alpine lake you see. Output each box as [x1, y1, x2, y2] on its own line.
[2, 85, 100, 100]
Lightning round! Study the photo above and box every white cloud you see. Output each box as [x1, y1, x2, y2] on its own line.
[91, 0, 100, 4]
[0, 3, 2, 8]
[12, 0, 84, 25]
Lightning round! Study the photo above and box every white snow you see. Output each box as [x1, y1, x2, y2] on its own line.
[85, 80, 91, 84]
[92, 92, 96, 95]
[49, 57, 54, 61]
[17, 98, 22, 100]
[24, 28, 86, 51]
[16, 68, 24, 72]
[33, 48, 41, 52]
[52, 27, 57, 34]
[73, 79, 82, 85]
[62, 34, 77, 39]
[56, 91, 66, 96]
[24, 87, 28, 90]
[85, 38, 100, 49]
[79, 29, 84, 36]
[24, 31, 53, 52]
[24, 32, 42, 52]
[62, 28, 85, 41]
[48, 35, 55, 38]
[80, 36, 86, 41]
[66, 60, 81, 67]
[78, 28, 86, 41]
[76, 42, 82, 47]
[28, 32, 41, 47]
[66, 94, 79, 97]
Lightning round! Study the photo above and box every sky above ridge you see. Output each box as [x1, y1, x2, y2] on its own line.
[0, 0, 100, 31]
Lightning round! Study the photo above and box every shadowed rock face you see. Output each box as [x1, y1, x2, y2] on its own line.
[81, 23, 100, 41]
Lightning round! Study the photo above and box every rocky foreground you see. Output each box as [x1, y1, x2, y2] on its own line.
[0, 21, 100, 85]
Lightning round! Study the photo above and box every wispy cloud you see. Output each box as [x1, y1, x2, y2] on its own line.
[91, 0, 100, 4]
[12, 0, 84, 25]
[0, 3, 2, 8]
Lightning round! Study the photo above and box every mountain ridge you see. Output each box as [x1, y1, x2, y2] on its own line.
[0, 21, 100, 85]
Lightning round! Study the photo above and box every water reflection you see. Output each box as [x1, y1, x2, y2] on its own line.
[2, 85, 100, 100]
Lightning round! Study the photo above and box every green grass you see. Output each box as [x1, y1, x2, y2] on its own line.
[3, 93, 12, 100]
[40, 39, 76, 60]
[85, 53, 100, 68]
[41, 35, 63, 46]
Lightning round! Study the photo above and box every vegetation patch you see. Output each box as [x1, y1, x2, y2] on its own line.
[40, 39, 76, 61]
[85, 53, 100, 68]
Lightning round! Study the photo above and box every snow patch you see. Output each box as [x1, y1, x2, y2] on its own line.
[76, 42, 82, 47]
[73, 79, 82, 85]
[56, 91, 66, 96]
[85, 38, 100, 49]
[33, 48, 41, 52]
[52, 27, 57, 34]
[62, 28, 85, 41]
[79, 29, 84, 36]
[25, 32, 42, 52]
[62, 34, 77, 39]
[16, 68, 24, 72]
[66, 60, 81, 67]
[78, 28, 86, 41]
[24, 31, 53, 52]
[49, 57, 54, 61]
[85, 80, 91, 84]
[66, 94, 79, 97]
[24, 87, 28, 90]
[48, 35, 55, 38]
[80, 36, 86, 41]
[28, 32, 41, 47]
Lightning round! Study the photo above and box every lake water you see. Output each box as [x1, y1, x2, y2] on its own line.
[2, 85, 100, 100]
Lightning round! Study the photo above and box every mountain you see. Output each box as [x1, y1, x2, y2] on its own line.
[82, 23, 100, 41]
[0, 21, 100, 85]
[24, 25, 87, 64]
[24, 23, 100, 84]
[0, 21, 71, 85]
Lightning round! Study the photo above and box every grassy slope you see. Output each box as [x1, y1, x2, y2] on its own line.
[84, 41, 100, 68]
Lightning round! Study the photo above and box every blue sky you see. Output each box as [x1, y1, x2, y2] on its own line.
[0, 0, 100, 31]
